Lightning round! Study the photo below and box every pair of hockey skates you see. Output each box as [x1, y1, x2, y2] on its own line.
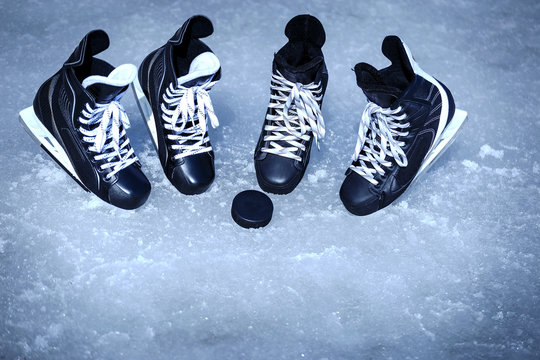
[20, 16, 220, 209]
[20, 15, 467, 216]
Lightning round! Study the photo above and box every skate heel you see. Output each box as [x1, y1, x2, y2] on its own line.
[415, 108, 468, 180]
[18, 106, 86, 188]
[132, 77, 159, 151]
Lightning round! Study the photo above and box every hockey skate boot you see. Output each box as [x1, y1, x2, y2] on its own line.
[133, 15, 221, 195]
[254, 14, 328, 194]
[340, 36, 467, 216]
[19, 30, 151, 210]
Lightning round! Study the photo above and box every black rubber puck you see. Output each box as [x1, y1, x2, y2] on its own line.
[231, 190, 273, 229]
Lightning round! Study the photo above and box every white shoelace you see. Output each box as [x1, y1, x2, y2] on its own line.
[261, 70, 325, 162]
[160, 80, 219, 159]
[350, 102, 410, 185]
[78, 94, 138, 179]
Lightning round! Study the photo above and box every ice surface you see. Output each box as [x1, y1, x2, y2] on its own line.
[1, 0, 539, 359]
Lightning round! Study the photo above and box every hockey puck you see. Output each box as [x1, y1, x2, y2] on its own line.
[231, 190, 273, 229]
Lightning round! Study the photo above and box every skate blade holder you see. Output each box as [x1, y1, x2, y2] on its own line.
[412, 108, 468, 186]
[18, 106, 88, 190]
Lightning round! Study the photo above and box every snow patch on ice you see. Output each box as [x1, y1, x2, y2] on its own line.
[420, 214, 440, 227]
[34, 335, 48, 350]
[294, 245, 344, 261]
[479, 144, 504, 159]
[462, 159, 479, 171]
[494, 167, 521, 178]
[17, 340, 31, 355]
[492, 311, 504, 320]
[97, 331, 130, 345]
[82, 197, 106, 209]
[307, 169, 328, 183]
[474, 311, 485, 322]
[145, 327, 155, 339]
[9, 181, 18, 191]
[397, 201, 409, 209]
[0, 237, 6, 253]
[35, 164, 66, 184]
[533, 162, 540, 174]
[500, 144, 518, 151]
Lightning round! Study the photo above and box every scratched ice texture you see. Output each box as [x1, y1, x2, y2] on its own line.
[0, 0, 539, 359]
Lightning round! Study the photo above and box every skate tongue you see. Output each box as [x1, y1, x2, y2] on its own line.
[82, 64, 137, 103]
[381, 35, 414, 84]
[284, 14, 326, 47]
[354, 62, 403, 108]
[353, 35, 416, 108]
[177, 52, 220, 87]
[273, 52, 323, 85]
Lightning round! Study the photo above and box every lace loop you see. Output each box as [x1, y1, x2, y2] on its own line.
[350, 102, 410, 185]
[262, 70, 325, 161]
[78, 93, 138, 179]
[161, 79, 218, 159]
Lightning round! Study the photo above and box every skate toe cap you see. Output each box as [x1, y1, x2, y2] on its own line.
[108, 165, 151, 210]
[255, 154, 302, 194]
[170, 153, 215, 195]
[339, 172, 380, 216]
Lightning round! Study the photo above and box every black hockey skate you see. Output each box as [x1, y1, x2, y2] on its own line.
[254, 14, 328, 195]
[19, 30, 151, 210]
[340, 36, 467, 216]
[133, 15, 221, 195]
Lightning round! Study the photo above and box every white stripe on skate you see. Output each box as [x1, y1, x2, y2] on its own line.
[415, 108, 468, 181]
[401, 40, 449, 148]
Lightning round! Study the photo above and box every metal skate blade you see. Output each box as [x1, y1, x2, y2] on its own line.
[415, 108, 468, 180]
[397, 108, 468, 204]
[132, 77, 159, 151]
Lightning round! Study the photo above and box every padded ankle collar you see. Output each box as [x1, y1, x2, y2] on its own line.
[168, 15, 214, 46]
[64, 30, 109, 67]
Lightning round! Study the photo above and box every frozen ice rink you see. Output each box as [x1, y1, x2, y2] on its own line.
[1, 0, 539, 359]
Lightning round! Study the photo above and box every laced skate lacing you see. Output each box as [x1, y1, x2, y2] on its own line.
[261, 70, 325, 162]
[78, 93, 138, 179]
[350, 102, 410, 185]
[160, 79, 219, 160]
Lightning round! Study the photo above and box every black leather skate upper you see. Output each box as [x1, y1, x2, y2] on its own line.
[340, 36, 455, 215]
[254, 14, 328, 194]
[138, 15, 220, 195]
[32, 30, 150, 209]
